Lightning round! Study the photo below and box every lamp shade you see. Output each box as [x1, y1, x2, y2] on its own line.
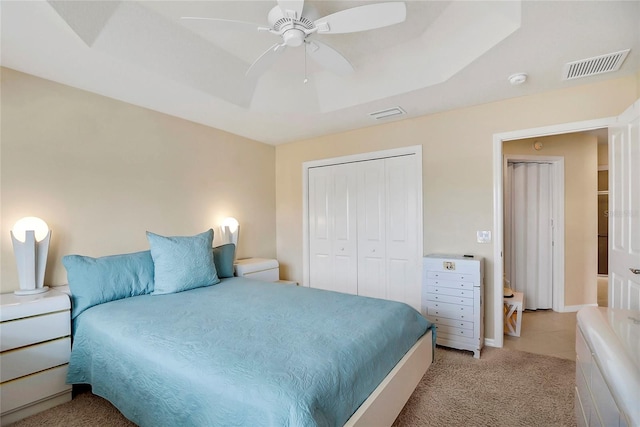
[221, 217, 239, 234]
[11, 216, 51, 295]
[220, 217, 240, 261]
[12, 217, 49, 242]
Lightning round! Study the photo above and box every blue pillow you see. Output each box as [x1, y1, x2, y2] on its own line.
[213, 243, 236, 278]
[147, 229, 220, 295]
[63, 251, 155, 319]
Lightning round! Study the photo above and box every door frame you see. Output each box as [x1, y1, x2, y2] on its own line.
[492, 117, 614, 348]
[302, 145, 423, 288]
[503, 154, 565, 312]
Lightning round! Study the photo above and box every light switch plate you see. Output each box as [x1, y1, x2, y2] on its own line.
[477, 230, 492, 243]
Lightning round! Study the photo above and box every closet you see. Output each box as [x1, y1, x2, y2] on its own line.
[307, 153, 421, 310]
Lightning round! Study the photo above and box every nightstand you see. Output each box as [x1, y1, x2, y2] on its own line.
[0, 289, 72, 426]
[234, 258, 297, 285]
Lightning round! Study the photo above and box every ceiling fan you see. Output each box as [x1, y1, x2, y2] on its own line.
[182, 0, 407, 79]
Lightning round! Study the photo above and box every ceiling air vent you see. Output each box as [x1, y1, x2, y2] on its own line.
[369, 107, 406, 120]
[562, 49, 630, 81]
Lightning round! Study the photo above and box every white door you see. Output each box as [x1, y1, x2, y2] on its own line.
[505, 161, 554, 309]
[357, 159, 387, 299]
[609, 100, 640, 310]
[356, 155, 419, 306]
[308, 164, 358, 294]
[308, 154, 420, 309]
[384, 155, 419, 307]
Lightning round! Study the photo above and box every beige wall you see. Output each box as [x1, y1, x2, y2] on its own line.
[1, 68, 276, 293]
[503, 133, 598, 307]
[275, 75, 638, 341]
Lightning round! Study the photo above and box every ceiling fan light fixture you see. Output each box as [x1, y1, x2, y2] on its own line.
[283, 28, 305, 47]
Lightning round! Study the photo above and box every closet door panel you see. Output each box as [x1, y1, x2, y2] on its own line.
[385, 156, 419, 308]
[357, 160, 386, 298]
[309, 167, 333, 291]
[332, 164, 358, 295]
[309, 164, 358, 295]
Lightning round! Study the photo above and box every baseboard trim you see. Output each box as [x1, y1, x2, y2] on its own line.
[560, 303, 599, 313]
[484, 338, 498, 348]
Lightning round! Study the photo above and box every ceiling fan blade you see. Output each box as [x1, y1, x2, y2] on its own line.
[181, 17, 266, 32]
[306, 40, 354, 75]
[277, 0, 305, 19]
[246, 44, 287, 78]
[314, 2, 406, 34]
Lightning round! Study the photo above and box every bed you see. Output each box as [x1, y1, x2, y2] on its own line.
[63, 230, 434, 426]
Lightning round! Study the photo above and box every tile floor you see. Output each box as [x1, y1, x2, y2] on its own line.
[502, 276, 609, 361]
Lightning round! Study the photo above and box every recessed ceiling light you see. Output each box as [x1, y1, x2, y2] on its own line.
[508, 73, 528, 85]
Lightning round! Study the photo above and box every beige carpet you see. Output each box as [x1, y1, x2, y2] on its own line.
[9, 347, 576, 427]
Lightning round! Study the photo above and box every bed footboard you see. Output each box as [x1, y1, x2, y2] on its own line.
[345, 330, 433, 427]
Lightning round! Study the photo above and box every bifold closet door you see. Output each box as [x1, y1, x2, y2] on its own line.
[308, 155, 419, 308]
[356, 159, 386, 298]
[308, 163, 358, 294]
[384, 155, 419, 306]
[507, 162, 553, 310]
[357, 156, 418, 305]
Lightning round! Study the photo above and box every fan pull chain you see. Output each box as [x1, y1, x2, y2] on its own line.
[303, 42, 308, 84]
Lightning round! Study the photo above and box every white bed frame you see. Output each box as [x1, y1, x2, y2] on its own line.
[345, 330, 434, 427]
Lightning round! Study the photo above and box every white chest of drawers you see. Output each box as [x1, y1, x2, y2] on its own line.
[422, 255, 484, 358]
[575, 307, 639, 427]
[0, 289, 72, 426]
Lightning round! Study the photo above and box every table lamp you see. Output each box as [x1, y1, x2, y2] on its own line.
[11, 217, 51, 295]
[220, 217, 239, 259]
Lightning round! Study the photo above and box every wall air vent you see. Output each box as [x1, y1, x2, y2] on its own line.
[369, 107, 406, 120]
[562, 49, 630, 80]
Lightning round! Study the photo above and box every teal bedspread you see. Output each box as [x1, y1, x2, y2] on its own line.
[67, 277, 432, 427]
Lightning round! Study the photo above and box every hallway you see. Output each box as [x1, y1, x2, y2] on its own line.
[503, 310, 577, 361]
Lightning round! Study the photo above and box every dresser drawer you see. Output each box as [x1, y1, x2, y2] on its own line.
[0, 311, 70, 352]
[0, 365, 71, 414]
[426, 302, 473, 320]
[427, 270, 480, 282]
[1, 337, 71, 383]
[425, 285, 474, 298]
[426, 278, 475, 291]
[425, 292, 473, 306]
[436, 324, 475, 338]
[427, 316, 473, 330]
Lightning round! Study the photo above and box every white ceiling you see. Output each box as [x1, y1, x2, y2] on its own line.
[1, 1, 639, 145]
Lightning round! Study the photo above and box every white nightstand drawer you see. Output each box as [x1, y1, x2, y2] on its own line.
[0, 311, 70, 352]
[0, 365, 71, 414]
[1, 337, 71, 383]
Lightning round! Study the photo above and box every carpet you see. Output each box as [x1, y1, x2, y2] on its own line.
[8, 347, 576, 427]
[393, 346, 577, 427]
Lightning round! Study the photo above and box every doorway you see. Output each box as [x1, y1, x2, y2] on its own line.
[597, 162, 609, 307]
[492, 117, 613, 348]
